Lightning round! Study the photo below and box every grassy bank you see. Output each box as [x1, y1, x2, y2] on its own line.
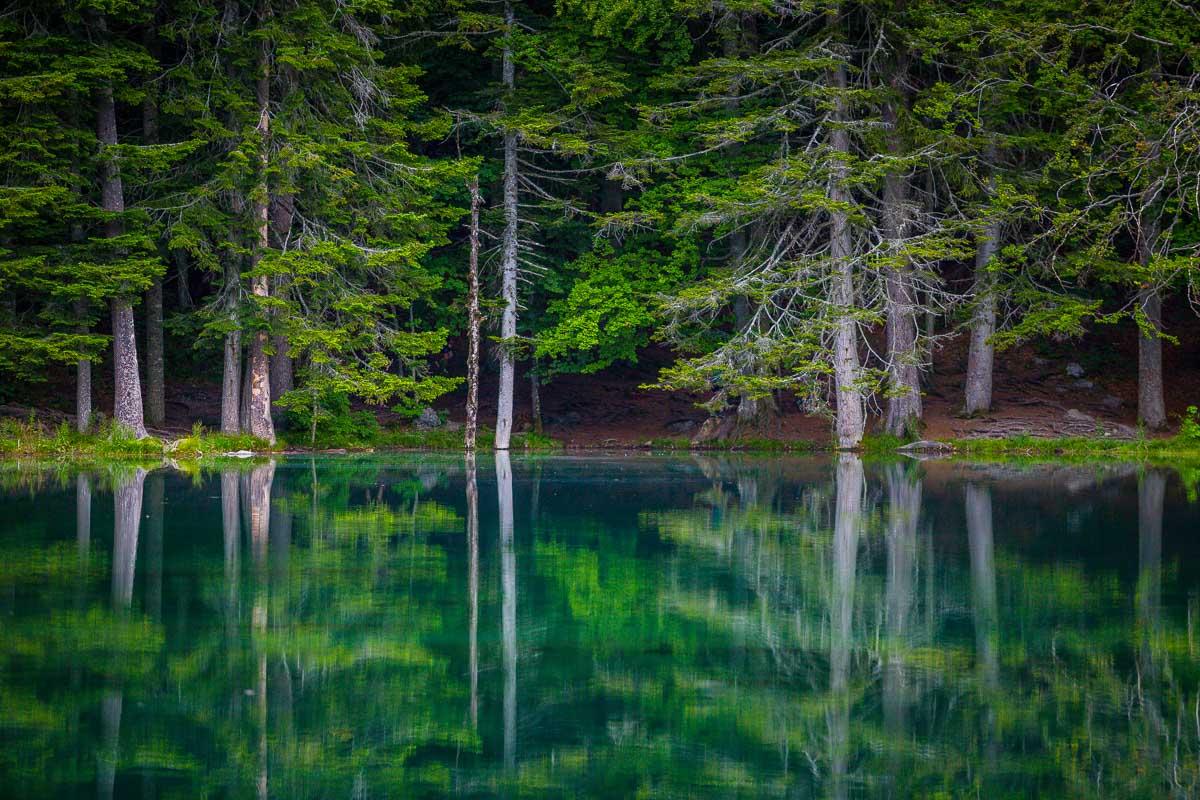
[0, 419, 270, 460]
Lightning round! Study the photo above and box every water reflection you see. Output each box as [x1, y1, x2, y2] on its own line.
[1, 455, 1199, 798]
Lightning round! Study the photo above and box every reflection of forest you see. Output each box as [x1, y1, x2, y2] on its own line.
[0, 457, 1198, 798]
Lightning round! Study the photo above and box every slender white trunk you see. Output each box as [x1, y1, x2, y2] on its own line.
[828, 63, 863, 449]
[495, 0, 519, 451]
[466, 177, 482, 451]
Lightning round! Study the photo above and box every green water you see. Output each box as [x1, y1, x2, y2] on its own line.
[1, 455, 1198, 799]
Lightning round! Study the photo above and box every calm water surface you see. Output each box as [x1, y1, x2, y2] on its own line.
[2, 454, 1199, 798]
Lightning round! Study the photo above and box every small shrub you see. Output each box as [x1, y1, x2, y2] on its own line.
[1178, 406, 1200, 443]
[282, 391, 380, 449]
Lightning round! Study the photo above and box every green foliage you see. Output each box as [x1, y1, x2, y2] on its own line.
[280, 391, 381, 450]
[1178, 406, 1200, 444]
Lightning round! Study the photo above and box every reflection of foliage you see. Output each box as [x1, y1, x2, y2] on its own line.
[1, 457, 1198, 798]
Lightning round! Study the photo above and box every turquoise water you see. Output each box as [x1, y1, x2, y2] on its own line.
[1, 454, 1198, 798]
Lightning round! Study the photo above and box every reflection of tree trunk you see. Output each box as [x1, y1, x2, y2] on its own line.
[496, 451, 516, 769]
[112, 469, 146, 609]
[884, 463, 920, 735]
[145, 473, 164, 622]
[1138, 470, 1166, 747]
[965, 482, 999, 766]
[248, 462, 273, 800]
[829, 455, 862, 800]
[466, 454, 480, 729]
[77, 474, 92, 565]
[222, 471, 241, 646]
[97, 689, 122, 800]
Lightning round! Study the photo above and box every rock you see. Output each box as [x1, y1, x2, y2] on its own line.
[443, 420, 463, 432]
[1065, 362, 1085, 378]
[898, 440, 954, 454]
[665, 418, 698, 434]
[1032, 356, 1051, 367]
[224, 450, 256, 458]
[1072, 379, 1095, 390]
[414, 407, 442, 430]
[1065, 408, 1093, 423]
[1101, 395, 1123, 411]
[1113, 423, 1138, 438]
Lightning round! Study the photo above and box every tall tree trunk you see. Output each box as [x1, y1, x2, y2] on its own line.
[97, 83, 147, 438]
[175, 251, 192, 310]
[143, 87, 165, 428]
[245, 31, 275, 444]
[965, 158, 1000, 416]
[222, 317, 242, 434]
[881, 100, 921, 437]
[465, 177, 482, 451]
[529, 366, 542, 435]
[828, 63, 864, 449]
[1136, 217, 1166, 430]
[74, 295, 91, 433]
[268, 153, 295, 405]
[495, 0, 519, 451]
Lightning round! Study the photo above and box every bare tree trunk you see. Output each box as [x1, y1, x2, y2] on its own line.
[965, 156, 1000, 416]
[244, 30, 275, 444]
[97, 83, 147, 438]
[145, 275, 165, 427]
[143, 91, 165, 429]
[222, 321, 242, 434]
[495, 0, 519, 452]
[881, 101, 921, 437]
[828, 63, 864, 449]
[466, 177, 482, 451]
[529, 367, 542, 435]
[1136, 218, 1166, 430]
[75, 296, 91, 433]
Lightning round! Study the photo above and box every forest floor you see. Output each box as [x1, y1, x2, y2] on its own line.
[3, 313, 1198, 453]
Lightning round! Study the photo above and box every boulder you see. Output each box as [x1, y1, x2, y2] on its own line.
[898, 440, 954, 454]
[1101, 394, 1123, 411]
[1065, 408, 1094, 424]
[1065, 362, 1085, 378]
[414, 407, 442, 429]
[665, 418, 698, 434]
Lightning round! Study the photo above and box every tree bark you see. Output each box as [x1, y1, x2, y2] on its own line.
[244, 29, 275, 444]
[1136, 218, 1166, 430]
[97, 83, 147, 438]
[466, 177, 482, 451]
[143, 86, 165, 428]
[495, 0, 519, 451]
[881, 99, 921, 437]
[828, 63, 864, 449]
[74, 296, 91, 433]
[529, 367, 542, 434]
[222, 321, 242, 434]
[965, 159, 1000, 416]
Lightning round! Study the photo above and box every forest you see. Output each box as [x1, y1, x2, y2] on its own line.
[1, 0, 1199, 452]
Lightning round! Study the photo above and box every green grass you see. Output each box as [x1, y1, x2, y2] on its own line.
[946, 433, 1200, 463]
[0, 418, 272, 462]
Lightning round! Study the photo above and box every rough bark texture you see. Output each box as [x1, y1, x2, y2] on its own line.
[465, 178, 482, 451]
[530, 368, 543, 434]
[145, 276, 165, 427]
[98, 83, 147, 438]
[222, 324, 242, 435]
[1136, 218, 1166, 430]
[965, 185, 1001, 416]
[881, 101, 922, 437]
[74, 296, 91, 433]
[828, 64, 864, 449]
[143, 90, 165, 428]
[245, 33, 275, 444]
[495, 0, 519, 452]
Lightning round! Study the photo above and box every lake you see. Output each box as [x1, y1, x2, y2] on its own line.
[1, 454, 1198, 798]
